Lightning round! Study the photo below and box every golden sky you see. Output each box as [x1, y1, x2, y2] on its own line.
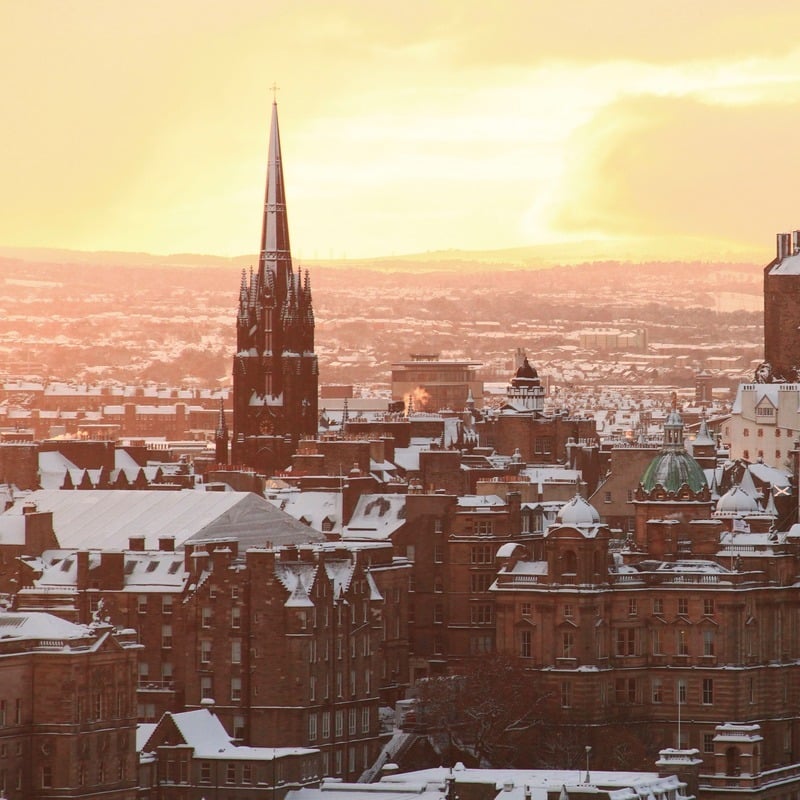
[3, 0, 800, 262]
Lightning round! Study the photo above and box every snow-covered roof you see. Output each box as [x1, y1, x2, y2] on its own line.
[265, 490, 342, 534]
[342, 495, 407, 540]
[142, 708, 315, 760]
[0, 611, 90, 642]
[27, 549, 188, 592]
[0, 490, 323, 551]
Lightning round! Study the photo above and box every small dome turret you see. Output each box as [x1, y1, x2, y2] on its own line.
[556, 495, 600, 527]
[714, 486, 760, 518]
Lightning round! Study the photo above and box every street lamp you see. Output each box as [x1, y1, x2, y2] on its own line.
[584, 745, 592, 783]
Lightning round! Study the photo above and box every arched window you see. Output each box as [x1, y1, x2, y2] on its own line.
[562, 550, 577, 575]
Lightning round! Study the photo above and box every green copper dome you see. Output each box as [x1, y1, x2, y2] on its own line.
[639, 402, 707, 497]
[640, 450, 707, 495]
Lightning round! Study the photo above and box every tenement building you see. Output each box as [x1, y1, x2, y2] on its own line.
[232, 101, 318, 474]
[14, 535, 408, 782]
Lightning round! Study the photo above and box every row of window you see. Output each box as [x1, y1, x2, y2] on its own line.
[517, 628, 717, 659]
[520, 597, 716, 620]
[558, 677, 716, 708]
[308, 707, 371, 741]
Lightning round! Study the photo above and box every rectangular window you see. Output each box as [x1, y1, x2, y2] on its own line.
[201, 607, 212, 628]
[470, 604, 493, 625]
[231, 677, 241, 702]
[308, 713, 317, 741]
[652, 629, 662, 655]
[615, 628, 636, 656]
[521, 602, 532, 618]
[231, 607, 241, 629]
[201, 676, 213, 700]
[434, 603, 444, 624]
[703, 598, 715, 616]
[349, 707, 357, 735]
[162, 595, 173, 614]
[201, 640, 212, 664]
[564, 604, 574, 619]
[703, 629, 715, 657]
[470, 545, 494, 564]
[628, 598, 638, 617]
[604, 491, 612, 503]
[42, 766, 52, 789]
[322, 711, 330, 739]
[362, 706, 370, 733]
[678, 597, 689, 616]
[243, 764, 252, 784]
[703, 733, 715, 754]
[137, 594, 148, 614]
[520, 630, 532, 659]
[615, 678, 639, 704]
[561, 681, 572, 708]
[470, 573, 492, 593]
[677, 679, 687, 704]
[335, 710, 343, 737]
[434, 544, 444, 563]
[161, 624, 172, 649]
[475, 519, 494, 536]
[233, 716, 245, 739]
[226, 763, 236, 784]
[677, 629, 689, 656]
[231, 639, 242, 664]
[200, 762, 211, 783]
[470, 635, 493, 654]
[652, 598, 664, 616]
[652, 679, 663, 703]
[702, 678, 714, 705]
[562, 631, 574, 658]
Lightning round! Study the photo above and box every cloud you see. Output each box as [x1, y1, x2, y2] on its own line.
[546, 94, 800, 251]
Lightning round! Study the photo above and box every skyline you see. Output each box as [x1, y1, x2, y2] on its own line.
[4, 1, 800, 262]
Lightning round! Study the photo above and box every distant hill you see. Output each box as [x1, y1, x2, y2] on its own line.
[0, 234, 764, 275]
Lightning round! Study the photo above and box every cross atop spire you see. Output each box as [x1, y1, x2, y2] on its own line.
[270, 82, 280, 103]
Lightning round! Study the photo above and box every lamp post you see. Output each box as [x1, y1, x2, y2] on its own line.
[584, 746, 592, 783]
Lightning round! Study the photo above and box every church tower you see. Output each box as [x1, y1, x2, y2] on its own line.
[231, 100, 319, 473]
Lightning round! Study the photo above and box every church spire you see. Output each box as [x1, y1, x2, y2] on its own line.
[258, 99, 292, 308]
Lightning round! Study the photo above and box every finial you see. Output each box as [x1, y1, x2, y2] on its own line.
[270, 82, 280, 103]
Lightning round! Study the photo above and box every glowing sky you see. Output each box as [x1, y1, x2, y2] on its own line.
[3, 0, 800, 261]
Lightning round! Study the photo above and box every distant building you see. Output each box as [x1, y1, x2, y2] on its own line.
[232, 101, 318, 473]
[391, 354, 483, 413]
[726, 382, 800, 468]
[763, 230, 800, 382]
[578, 327, 647, 353]
[475, 356, 597, 464]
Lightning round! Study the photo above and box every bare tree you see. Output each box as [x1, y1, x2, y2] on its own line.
[413, 656, 551, 767]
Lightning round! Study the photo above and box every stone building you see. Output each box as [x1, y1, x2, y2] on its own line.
[13, 530, 407, 782]
[0, 612, 140, 800]
[475, 357, 597, 464]
[763, 230, 800, 382]
[138, 706, 319, 799]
